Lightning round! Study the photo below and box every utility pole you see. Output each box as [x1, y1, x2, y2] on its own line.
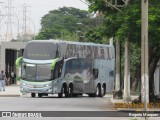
[115, 40, 120, 91]
[141, 0, 149, 111]
[123, 39, 131, 102]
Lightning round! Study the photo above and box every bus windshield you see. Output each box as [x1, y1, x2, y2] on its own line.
[23, 42, 59, 60]
[21, 63, 52, 81]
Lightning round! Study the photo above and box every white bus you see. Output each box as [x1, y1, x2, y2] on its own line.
[16, 40, 115, 98]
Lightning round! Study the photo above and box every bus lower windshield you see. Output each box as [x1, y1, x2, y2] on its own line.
[21, 63, 52, 81]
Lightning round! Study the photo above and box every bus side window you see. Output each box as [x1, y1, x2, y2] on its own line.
[58, 63, 62, 77]
[109, 71, 114, 77]
[93, 69, 99, 80]
[52, 62, 63, 79]
[51, 70, 54, 79]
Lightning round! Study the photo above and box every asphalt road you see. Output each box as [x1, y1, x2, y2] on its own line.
[0, 94, 114, 111]
[0, 94, 159, 120]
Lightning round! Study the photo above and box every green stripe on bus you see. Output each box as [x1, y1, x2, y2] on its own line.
[51, 58, 60, 70]
[15, 57, 22, 68]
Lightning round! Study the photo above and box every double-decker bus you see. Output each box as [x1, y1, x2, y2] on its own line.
[16, 40, 115, 98]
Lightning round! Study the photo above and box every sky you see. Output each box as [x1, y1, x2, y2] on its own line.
[0, 0, 88, 37]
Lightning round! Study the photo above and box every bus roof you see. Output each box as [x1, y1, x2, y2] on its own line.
[30, 39, 113, 48]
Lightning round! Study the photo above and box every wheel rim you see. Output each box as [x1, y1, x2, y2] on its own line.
[62, 87, 65, 97]
[101, 86, 104, 96]
[96, 87, 99, 96]
[68, 88, 71, 94]
[69, 86, 72, 97]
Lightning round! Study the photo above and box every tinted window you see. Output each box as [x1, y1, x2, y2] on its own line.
[23, 42, 59, 60]
[93, 69, 99, 79]
[21, 63, 52, 81]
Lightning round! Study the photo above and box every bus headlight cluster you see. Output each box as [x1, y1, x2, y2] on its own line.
[22, 83, 26, 86]
[44, 84, 51, 87]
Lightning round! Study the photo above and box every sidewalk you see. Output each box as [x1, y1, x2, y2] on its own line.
[111, 95, 160, 111]
[0, 82, 21, 97]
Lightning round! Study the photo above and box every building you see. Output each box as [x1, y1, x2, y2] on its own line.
[0, 42, 27, 81]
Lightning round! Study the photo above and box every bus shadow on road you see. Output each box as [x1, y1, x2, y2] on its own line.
[21, 93, 109, 99]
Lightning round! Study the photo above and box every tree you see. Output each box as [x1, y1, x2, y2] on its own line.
[35, 7, 96, 41]
[87, 0, 160, 101]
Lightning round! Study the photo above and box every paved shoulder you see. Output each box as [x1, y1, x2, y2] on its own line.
[0, 85, 20, 97]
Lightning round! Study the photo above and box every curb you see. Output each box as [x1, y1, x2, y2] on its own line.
[116, 108, 140, 112]
[0, 94, 20, 97]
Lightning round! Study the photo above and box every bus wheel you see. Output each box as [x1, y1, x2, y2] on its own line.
[100, 85, 105, 97]
[72, 94, 78, 97]
[89, 85, 100, 97]
[94, 85, 100, 97]
[64, 87, 68, 98]
[68, 85, 73, 97]
[38, 93, 43, 98]
[58, 86, 64, 98]
[102, 85, 106, 97]
[31, 93, 35, 98]
[58, 85, 67, 98]
[88, 94, 94, 97]
[78, 93, 83, 96]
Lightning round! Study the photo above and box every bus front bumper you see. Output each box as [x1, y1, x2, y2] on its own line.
[20, 79, 62, 94]
[20, 85, 53, 94]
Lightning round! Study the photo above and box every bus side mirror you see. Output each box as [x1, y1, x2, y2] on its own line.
[51, 58, 60, 70]
[15, 57, 22, 68]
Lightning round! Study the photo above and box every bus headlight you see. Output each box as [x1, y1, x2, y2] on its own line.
[22, 83, 26, 86]
[44, 84, 51, 87]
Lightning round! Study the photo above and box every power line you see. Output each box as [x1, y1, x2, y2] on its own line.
[5, 0, 14, 41]
[19, 3, 35, 41]
[21, 4, 31, 38]
[79, 0, 90, 6]
[0, 2, 4, 41]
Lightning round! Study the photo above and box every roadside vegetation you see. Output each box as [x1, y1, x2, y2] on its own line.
[35, 0, 160, 102]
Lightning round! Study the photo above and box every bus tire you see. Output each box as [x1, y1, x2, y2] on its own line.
[58, 88, 64, 98]
[31, 93, 35, 98]
[95, 85, 100, 97]
[72, 94, 78, 97]
[58, 85, 67, 98]
[100, 85, 105, 97]
[78, 93, 83, 96]
[103, 84, 106, 96]
[58, 86, 64, 98]
[64, 86, 68, 98]
[38, 93, 43, 98]
[89, 85, 100, 97]
[68, 85, 73, 97]
[43, 93, 48, 96]
[88, 94, 94, 97]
